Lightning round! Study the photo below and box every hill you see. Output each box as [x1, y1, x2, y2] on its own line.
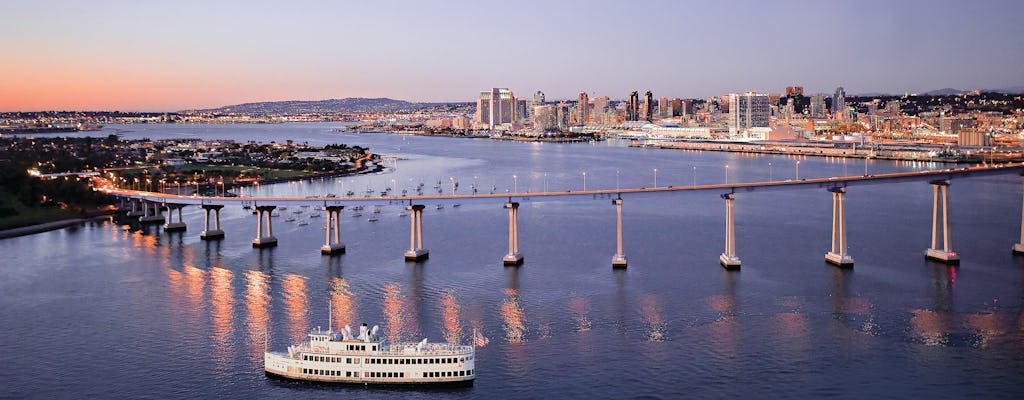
[188, 98, 424, 114]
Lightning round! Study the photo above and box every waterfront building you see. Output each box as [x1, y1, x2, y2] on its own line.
[591, 96, 611, 125]
[658, 97, 669, 118]
[832, 86, 846, 119]
[556, 102, 572, 131]
[577, 91, 589, 126]
[626, 91, 640, 121]
[643, 91, 654, 121]
[516, 98, 528, 123]
[729, 92, 771, 136]
[532, 105, 558, 131]
[476, 88, 516, 130]
[810, 95, 826, 118]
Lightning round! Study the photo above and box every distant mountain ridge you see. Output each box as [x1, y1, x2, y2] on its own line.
[855, 86, 1024, 97]
[188, 97, 426, 114]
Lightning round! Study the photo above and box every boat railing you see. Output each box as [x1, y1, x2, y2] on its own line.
[292, 342, 473, 356]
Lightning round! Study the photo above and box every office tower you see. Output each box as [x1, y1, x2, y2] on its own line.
[832, 86, 846, 119]
[658, 97, 669, 118]
[626, 91, 640, 121]
[577, 91, 589, 126]
[475, 88, 516, 129]
[785, 86, 804, 96]
[532, 105, 558, 131]
[670, 98, 683, 117]
[810, 95, 826, 118]
[516, 98, 528, 122]
[729, 92, 770, 134]
[643, 91, 654, 121]
[534, 91, 545, 104]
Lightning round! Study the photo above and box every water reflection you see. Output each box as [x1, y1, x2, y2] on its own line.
[639, 294, 665, 341]
[568, 296, 592, 332]
[209, 267, 234, 370]
[440, 289, 462, 344]
[910, 309, 949, 346]
[329, 277, 357, 331]
[927, 265, 957, 312]
[282, 274, 309, 343]
[245, 270, 271, 356]
[382, 283, 417, 342]
[501, 288, 527, 343]
[612, 268, 627, 334]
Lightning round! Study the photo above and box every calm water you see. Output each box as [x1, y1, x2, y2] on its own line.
[3, 123, 1024, 399]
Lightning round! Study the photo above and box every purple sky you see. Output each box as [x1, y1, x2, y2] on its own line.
[2, 0, 1022, 111]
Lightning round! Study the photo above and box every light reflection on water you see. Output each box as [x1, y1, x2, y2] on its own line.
[5, 127, 1024, 398]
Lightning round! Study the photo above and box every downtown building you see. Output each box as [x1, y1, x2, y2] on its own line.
[729, 92, 771, 137]
[476, 88, 518, 130]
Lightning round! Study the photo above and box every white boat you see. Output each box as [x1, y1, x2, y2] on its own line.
[309, 212, 322, 218]
[367, 216, 379, 222]
[284, 217, 296, 222]
[265, 323, 475, 386]
[297, 220, 309, 226]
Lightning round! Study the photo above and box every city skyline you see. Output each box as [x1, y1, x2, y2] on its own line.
[2, 0, 1023, 112]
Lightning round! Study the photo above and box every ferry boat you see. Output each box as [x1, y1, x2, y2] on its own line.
[265, 323, 475, 386]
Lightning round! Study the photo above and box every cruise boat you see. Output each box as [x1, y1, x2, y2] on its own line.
[265, 323, 475, 386]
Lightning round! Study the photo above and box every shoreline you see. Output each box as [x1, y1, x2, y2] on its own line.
[0, 213, 116, 240]
[635, 140, 1021, 163]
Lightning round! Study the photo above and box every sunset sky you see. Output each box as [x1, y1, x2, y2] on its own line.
[2, 0, 1022, 111]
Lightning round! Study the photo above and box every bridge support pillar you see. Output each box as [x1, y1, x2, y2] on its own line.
[252, 205, 278, 248]
[126, 199, 142, 217]
[1014, 174, 1024, 254]
[139, 201, 165, 224]
[719, 193, 741, 269]
[404, 205, 428, 261]
[163, 204, 187, 232]
[612, 198, 627, 268]
[925, 180, 958, 264]
[322, 206, 346, 255]
[825, 187, 854, 267]
[200, 204, 225, 240]
[503, 202, 523, 265]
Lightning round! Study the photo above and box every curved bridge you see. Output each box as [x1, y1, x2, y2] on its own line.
[102, 162, 1024, 268]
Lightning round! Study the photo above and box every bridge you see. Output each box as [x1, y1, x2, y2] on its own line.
[101, 162, 1024, 269]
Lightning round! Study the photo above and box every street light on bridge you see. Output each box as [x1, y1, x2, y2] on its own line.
[653, 168, 658, 188]
[582, 172, 587, 191]
[725, 164, 730, 184]
[512, 175, 517, 193]
[796, 161, 801, 180]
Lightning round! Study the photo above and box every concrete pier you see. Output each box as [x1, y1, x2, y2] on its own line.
[719, 193, 741, 269]
[925, 180, 959, 264]
[321, 205, 346, 255]
[252, 205, 278, 248]
[612, 198, 627, 268]
[825, 187, 854, 267]
[163, 203, 187, 232]
[126, 199, 143, 217]
[138, 201, 166, 224]
[503, 202, 524, 266]
[404, 204, 428, 261]
[200, 204, 225, 240]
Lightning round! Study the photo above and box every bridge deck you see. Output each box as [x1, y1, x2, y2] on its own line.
[104, 163, 1024, 206]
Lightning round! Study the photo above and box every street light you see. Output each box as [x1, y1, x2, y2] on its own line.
[512, 175, 518, 193]
[725, 164, 729, 184]
[582, 172, 587, 191]
[692, 166, 696, 186]
[768, 162, 773, 181]
[543, 173, 548, 193]
[796, 160, 801, 180]
[653, 168, 658, 188]
[616, 169, 620, 191]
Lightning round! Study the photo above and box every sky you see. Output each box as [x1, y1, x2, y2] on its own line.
[1, 0, 1022, 111]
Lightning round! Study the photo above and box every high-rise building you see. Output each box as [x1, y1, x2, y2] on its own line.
[832, 86, 846, 119]
[810, 95, 826, 118]
[534, 91, 545, 104]
[658, 97, 669, 118]
[785, 86, 804, 96]
[643, 91, 654, 121]
[729, 92, 771, 135]
[532, 105, 558, 131]
[626, 91, 640, 121]
[476, 88, 516, 129]
[577, 91, 589, 126]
